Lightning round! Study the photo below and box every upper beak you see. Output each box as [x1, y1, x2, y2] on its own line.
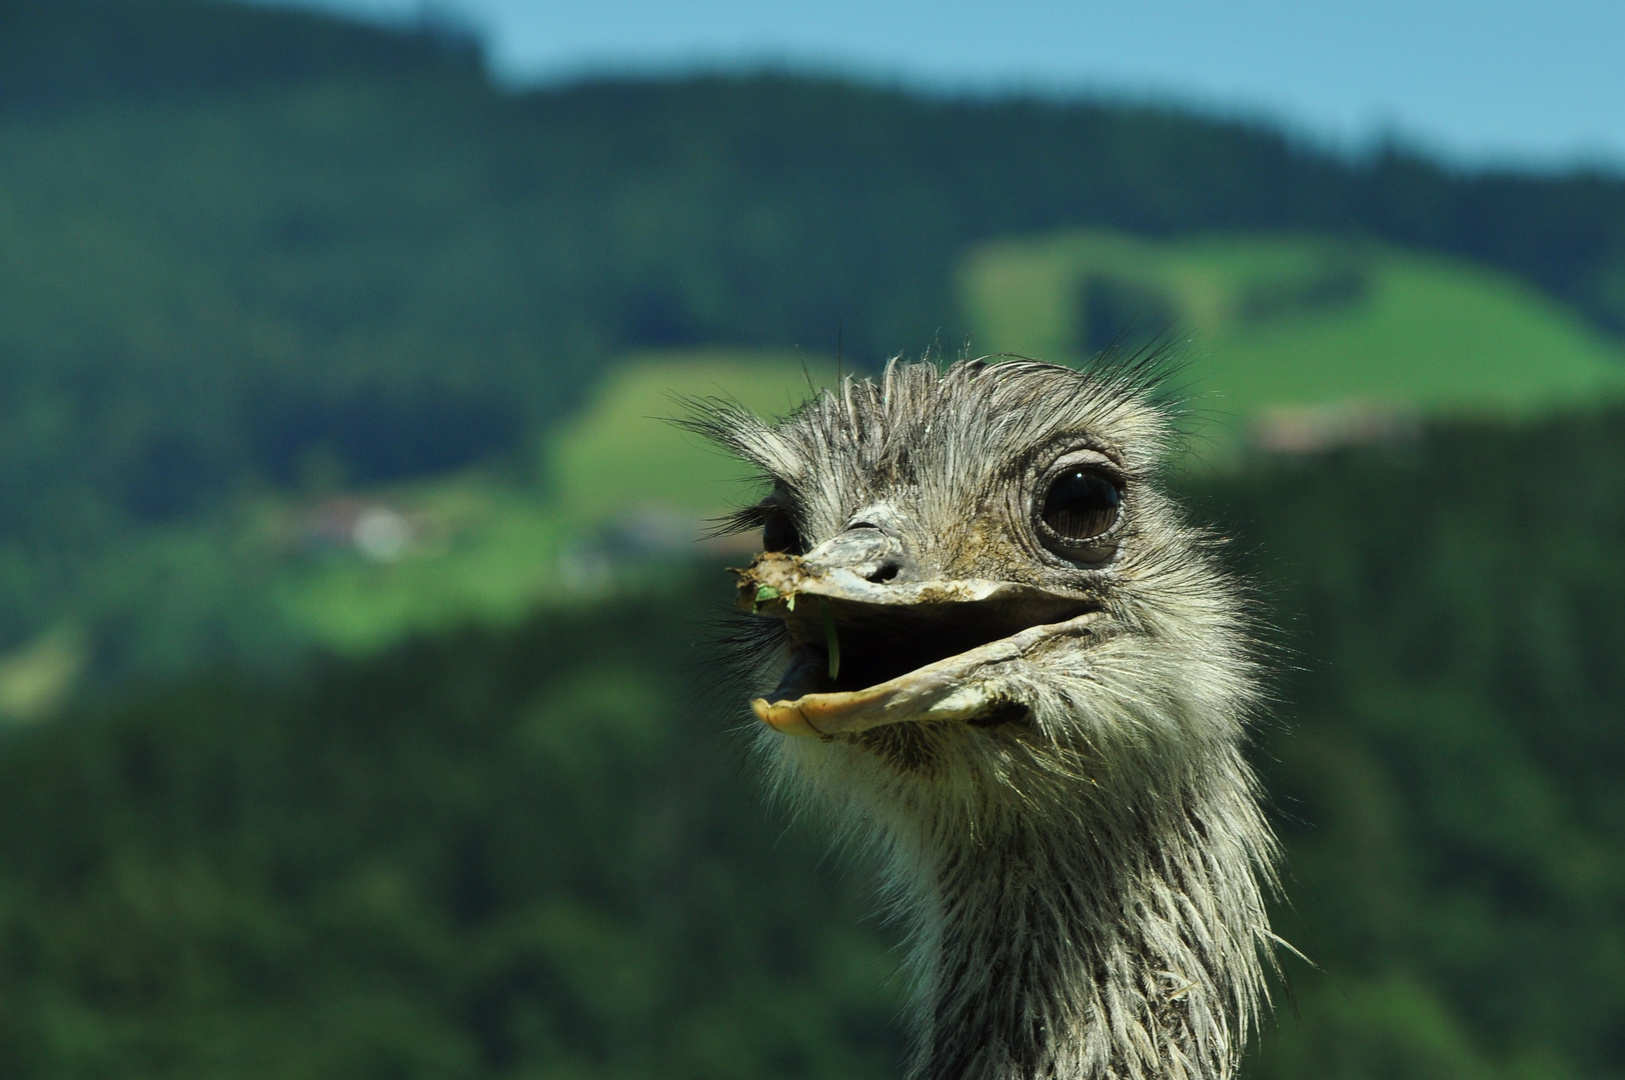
[737, 522, 1080, 618]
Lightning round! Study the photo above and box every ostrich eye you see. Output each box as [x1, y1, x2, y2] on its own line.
[762, 507, 804, 554]
[1041, 469, 1121, 542]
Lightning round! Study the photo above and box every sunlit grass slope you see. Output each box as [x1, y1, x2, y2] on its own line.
[547, 351, 835, 522]
[269, 482, 569, 653]
[961, 231, 1625, 446]
[275, 350, 833, 653]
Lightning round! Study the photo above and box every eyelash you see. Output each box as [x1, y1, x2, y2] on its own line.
[706, 503, 767, 540]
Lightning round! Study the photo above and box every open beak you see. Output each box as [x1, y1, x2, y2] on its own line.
[735, 543, 1100, 739]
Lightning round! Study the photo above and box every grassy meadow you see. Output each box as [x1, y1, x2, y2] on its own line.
[963, 231, 1625, 453]
[273, 351, 835, 653]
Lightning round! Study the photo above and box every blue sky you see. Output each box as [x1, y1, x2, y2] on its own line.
[258, 0, 1625, 168]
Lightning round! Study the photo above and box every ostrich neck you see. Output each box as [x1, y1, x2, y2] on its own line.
[908, 814, 1240, 1080]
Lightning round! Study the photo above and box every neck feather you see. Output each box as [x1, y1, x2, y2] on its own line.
[900, 772, 1270, 1080]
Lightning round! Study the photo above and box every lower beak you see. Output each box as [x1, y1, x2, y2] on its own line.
[751, 610, 1101, 738]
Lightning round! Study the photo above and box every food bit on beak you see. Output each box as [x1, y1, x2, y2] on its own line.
[821, 600, 841, 680]
[735, 552, 809, 614]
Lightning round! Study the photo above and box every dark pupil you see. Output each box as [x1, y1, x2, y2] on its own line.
[1042, 470, 1120, 540]
[763, 509, 803, 554]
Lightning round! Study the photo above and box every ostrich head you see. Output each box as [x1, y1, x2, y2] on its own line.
[700, 358, 1277, 1080]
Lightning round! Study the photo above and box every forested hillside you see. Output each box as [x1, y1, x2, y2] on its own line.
[2, 408, 1623, 1079]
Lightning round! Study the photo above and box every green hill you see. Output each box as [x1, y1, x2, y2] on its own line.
[0, 0, 1618, 698]
[4, 0, 1625, 561]
[5, 0, 1625, 693]
[962, 231, 1625, 453]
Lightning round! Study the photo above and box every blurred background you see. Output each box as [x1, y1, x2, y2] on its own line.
[1, 0, 1623, 1076]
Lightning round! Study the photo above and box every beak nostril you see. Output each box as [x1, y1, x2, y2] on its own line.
[865, 561, 902, 584]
